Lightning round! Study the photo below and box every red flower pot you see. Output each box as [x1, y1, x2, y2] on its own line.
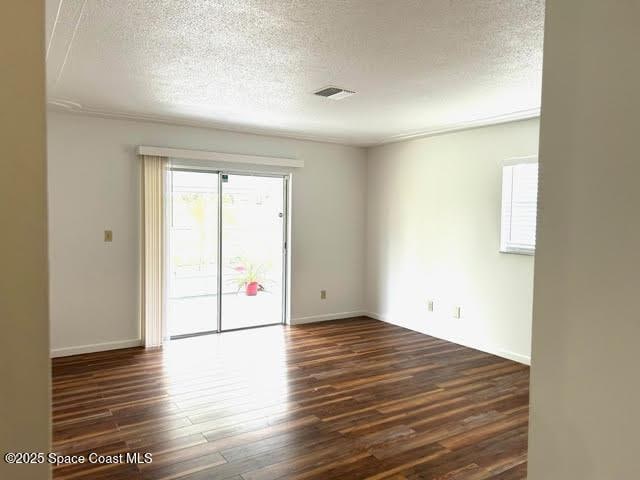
[246, 281, 259, 296]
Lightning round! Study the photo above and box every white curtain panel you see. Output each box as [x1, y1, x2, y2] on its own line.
[141, 155, 167, 347]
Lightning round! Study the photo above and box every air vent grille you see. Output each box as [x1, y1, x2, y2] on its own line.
[313, 86, 356, 100]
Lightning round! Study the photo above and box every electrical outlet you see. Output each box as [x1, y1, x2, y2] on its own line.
[453, 306, 461, 319]
[320, 290, 327, 300]
[427, 300, 434, 312]
[104, 230, 113, 242]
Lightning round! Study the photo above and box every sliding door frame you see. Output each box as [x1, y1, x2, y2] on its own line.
[168, 167, 290, 338]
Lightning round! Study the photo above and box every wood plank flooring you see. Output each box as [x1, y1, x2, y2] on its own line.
[51, 317, 529, 479]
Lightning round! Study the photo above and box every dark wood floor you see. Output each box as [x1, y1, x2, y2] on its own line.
[51, 317, 529, 480]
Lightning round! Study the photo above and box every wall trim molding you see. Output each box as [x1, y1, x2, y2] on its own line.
[365, 311, 386, 322]
[51, 311, 369, 355]
[47, 103, 360, 146]
[497, 350, 532, 365]
[48, 314, 532, 364]
[51, 338, 143, 358]
[291, 310, 367, 325]
[373, 108, 540, 146]
[47, 102, 539, 148]
[366, 311, 531, 365]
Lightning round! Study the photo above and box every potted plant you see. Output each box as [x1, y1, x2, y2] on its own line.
[229, 257, 269, 296]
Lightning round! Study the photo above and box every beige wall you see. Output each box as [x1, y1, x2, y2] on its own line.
[0, 2, 51, 479]
[47, 111, 367, 355]
[528, 1, 640, 478]
[366, 118, 539, 363]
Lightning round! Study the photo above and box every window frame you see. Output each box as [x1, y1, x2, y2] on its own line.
[499, 155, 539, 256]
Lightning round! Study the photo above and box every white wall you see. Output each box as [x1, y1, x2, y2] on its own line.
[366, 118, 539, 363]
[47, 111, 366, 356]
[528, 1, 640, 478]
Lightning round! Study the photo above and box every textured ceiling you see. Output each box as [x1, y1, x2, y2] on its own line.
[46, 0, 544, 146]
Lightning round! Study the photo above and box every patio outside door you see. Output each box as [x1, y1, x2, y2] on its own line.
[167, 170, 287, 337]
[221, 173, 286, 330]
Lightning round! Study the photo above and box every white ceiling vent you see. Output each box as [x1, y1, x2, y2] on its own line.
[313, 86, 356, 100]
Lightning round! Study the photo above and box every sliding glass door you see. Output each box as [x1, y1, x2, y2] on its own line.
[167, 169, 287, 337]
[221, 174, 286, 330]
[167, 170, 219, 337]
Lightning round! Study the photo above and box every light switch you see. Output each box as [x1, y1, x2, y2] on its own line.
[320, 290, 327, 300]
[427, 300, 434, 312]
[453, 306, 461, 319]
[104, 230, 113, 242]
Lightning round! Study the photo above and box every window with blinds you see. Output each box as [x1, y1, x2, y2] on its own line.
[500, 159, 539, 255]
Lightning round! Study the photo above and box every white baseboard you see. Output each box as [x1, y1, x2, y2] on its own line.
[365, 311, 385, 322]
[291, 310, 367, 325]
[51, 313, 368, 355]
[51, 338, 143, 358]
[49, 315, 531, 364]
[497, 350, 531, 365]
[365, 311, 531, 366]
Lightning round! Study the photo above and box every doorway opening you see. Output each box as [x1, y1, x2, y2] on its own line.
[167, 169, 288, 338]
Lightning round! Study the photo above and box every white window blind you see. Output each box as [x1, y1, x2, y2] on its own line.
[500, 159, 539, 255]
